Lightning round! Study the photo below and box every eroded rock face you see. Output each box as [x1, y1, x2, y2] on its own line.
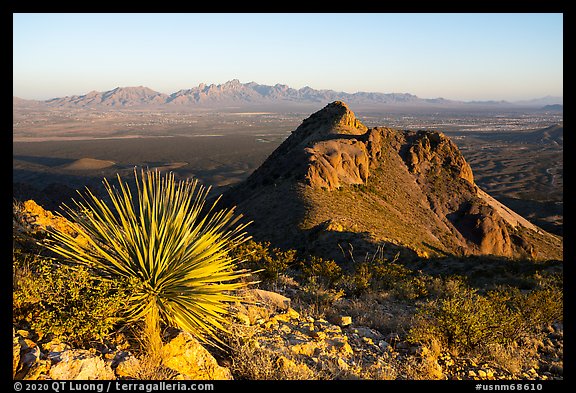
[162, 332, 233, 380]
[14, 200, 76, 236]
[49, 350, 115, 380]
[405, 130, 474, 185]
[305, 139, 370, 190]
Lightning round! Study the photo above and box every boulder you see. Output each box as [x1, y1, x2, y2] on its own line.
[114, 354, 141, 379]
[161, 331, 233, 380]
[49, 350, 115, 380]
[15, 336, 42, 379]
[249, 289, 291, 311]
[337, 316, 353, 327]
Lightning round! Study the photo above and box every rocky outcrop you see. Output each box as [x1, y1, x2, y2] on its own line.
[12, 326, 233, 381]
[161, 332, 233, 380]
[224, 101, 562, 260]
[229, 288, 564, 380]
[49, 350, 115, 380]
[13, 200, 75, 236]
[404, 130, 474, 185]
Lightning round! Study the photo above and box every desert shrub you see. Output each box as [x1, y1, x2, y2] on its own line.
[300, 275, 345, 316]
[231, 240, 297, 286]
[392, 275, 429, 300]
[346, 256, 428, 299]
[348, 262, 372, 295]
[42, 169, 252, 349]
[13, 254, 129, 346]
[408, 286, 498, 351]
[301, 256, 343, 289]
[408, 281, 564, 353]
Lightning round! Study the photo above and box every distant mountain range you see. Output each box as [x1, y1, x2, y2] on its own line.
[13, 79, 563, 111]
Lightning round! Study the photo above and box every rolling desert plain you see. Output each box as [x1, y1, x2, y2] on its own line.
[13, 93, 563, 236]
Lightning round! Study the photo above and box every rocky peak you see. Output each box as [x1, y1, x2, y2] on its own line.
[301, 100, 367, 135]
[280, 101, 368, 152]
[224, 101, 562, 261]
[404, 130, 474, 185]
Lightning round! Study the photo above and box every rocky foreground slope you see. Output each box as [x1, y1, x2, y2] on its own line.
[223, 101, 562, 261]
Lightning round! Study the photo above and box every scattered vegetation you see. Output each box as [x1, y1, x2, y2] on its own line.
[231, 239, 297, 287]
[13, 253, 129, 346]
[408, 273, 563, 354]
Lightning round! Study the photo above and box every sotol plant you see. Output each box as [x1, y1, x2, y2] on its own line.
[43, 168, 252, 349]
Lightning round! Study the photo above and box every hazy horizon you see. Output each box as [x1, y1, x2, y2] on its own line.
[13, 13, 562, 102]
[12, 80, 564, 104]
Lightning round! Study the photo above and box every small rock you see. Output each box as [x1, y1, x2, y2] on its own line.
[287, 308, 300, 320]
[396, 342, 409, 350]
[378, 340, 389, 351]
[310, 330, 327, 340]
[355, 327, 383, 340]
[324, 325, 342, 334]
[328, 337, 353, 356]
[250, 289, 291, 311]
[478, 369, 487, 378]
[290, 342, 321, 357]
[271, 314, 289, 324]
[339, 316, 353, 327]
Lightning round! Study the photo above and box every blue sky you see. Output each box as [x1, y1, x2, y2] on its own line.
[13, 13, 563, 101]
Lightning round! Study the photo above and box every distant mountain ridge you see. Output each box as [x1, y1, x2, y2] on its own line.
[13, 80, 563, 110]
